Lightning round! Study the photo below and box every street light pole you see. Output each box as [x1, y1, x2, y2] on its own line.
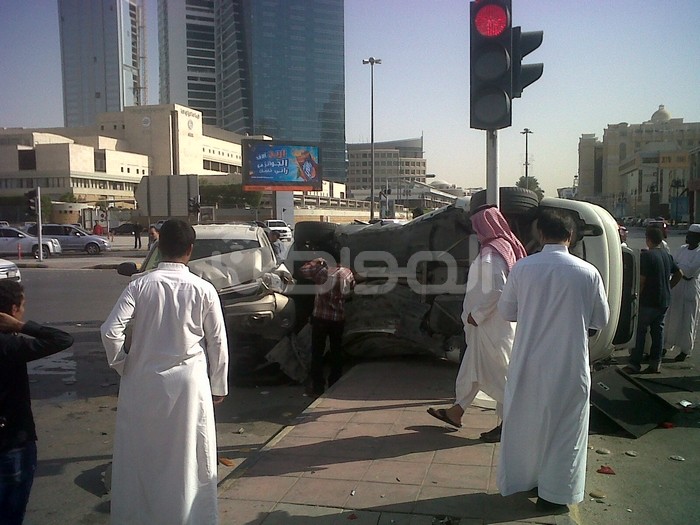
[363, 57, 381, 221]
[521, 128, 533, 190]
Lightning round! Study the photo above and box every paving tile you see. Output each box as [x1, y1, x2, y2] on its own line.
[243, 453, 315, 478]
[286, 420, 346, 439]
[301, 458, 373, 481]
[413, 487, 486, 519]
[300, 409, 356, 424]
[281, 477, 357, 507]
[350, 408, 404, 424]
[432, 441, 495, 466]
[335, 422, 395, 439]
[218, 498, 273, 524]
[261, 502, 343, 524]
[362, 459, 429, 485]
[346, 480, 420, 512]
[332, 509, 382, 524]
[424, 463, 491, 491]
[222, 475, 298, 503]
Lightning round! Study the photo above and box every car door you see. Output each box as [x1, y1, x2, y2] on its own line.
[0, 228, 13, 254]
[42, 225, 68, 251]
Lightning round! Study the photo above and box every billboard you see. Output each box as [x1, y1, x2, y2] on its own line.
[242, 140, 322, 191]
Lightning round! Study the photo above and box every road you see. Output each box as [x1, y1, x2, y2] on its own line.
[19, 268, 312, 525]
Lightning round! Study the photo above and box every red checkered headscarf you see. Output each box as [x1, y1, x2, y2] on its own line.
[470, 206, 527, 270]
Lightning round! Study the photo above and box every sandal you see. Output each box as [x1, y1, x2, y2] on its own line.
[427, 407, 462, 428]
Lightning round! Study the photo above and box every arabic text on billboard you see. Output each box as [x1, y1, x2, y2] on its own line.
[243, 142, 322, 191]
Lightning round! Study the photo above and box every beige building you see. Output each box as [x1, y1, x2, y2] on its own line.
[578, 105, 700, 218]
[0, 104, 244, 208]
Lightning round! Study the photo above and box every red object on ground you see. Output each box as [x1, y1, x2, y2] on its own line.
[660, 421, 675, 428]
[596, 465, 616, 475]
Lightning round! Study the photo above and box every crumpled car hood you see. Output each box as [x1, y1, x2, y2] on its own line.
[188, 248, 269, 291]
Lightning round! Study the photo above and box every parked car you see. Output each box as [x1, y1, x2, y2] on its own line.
[27, 224, 111, 255]
[110, 223, 137, 236]
[116, 223, 296, 383]
[0, 258, 21, 282]
[265, 219, 293, 241]
[281, 187, 637, 367]
[0, 226, 62, 259]
[647, 219, 668, 238]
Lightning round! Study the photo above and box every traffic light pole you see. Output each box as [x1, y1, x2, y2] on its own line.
[36, 186, 43, 262]
[486, 130, 500, 208]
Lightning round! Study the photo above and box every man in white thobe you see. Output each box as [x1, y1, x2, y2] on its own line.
[665, 224, 700, 362]
[427, 205, 526, 442]
[101, 220, 228, 525]
[497, 209, 609, 513]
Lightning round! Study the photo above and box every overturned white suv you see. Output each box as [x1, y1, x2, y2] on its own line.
[282, 187, 637, 367]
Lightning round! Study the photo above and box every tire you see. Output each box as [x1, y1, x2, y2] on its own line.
[470, 187, 539, 215]
[85, 243, 100, 255]
[293, 221, 338, 245]
[32, 245, 49, 259]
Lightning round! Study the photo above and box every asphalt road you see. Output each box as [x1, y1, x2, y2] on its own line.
[19, 268, 312, 525]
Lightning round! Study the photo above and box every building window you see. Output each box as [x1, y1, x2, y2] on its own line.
[18, 150, 36, 170]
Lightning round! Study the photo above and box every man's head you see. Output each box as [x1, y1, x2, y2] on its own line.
[0, 280, 25, 321]
[537, 209, 575, 245]
[271, 231, 280, 241]
[148, 225, 159, 239]
[645, 225, 664, 248]
[158, 220, 195, 261]
[686, 224, 700, 248]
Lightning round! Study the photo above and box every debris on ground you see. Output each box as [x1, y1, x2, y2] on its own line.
[669, 455, 685, 461]
[596, 465, 616, 475]
[218, 457, 236, 467]
[596, 448, 611, 455]
[589, 489, 606, 499]
[624, 450, 638, 457]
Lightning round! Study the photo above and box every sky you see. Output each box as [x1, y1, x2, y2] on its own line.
[1, 0, 699, 197]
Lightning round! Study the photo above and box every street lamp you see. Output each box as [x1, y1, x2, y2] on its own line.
[363, 56, 381, 221]
[521, 128, 533, 190]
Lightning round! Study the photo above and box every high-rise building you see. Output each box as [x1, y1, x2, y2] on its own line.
[159, 0, 346, 181]
[58, 0, 146, 127]
[158, 0, 217, 125]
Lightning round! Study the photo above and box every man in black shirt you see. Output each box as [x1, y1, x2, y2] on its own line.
[624, 227, 682, 374]
[0, 280, 73, 524]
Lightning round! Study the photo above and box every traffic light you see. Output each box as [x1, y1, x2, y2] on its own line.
[512, 27, 543, 98]
[25, 189, 37, 215]
[188, 197, 200, 214]
[470, 0, 513, 130]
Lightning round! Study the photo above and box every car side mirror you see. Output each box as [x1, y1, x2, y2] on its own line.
[117, 262, 139, 277]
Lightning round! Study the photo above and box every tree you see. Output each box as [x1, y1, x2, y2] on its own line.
[199, 184, 263, 208]
[515, 176, 544, 200]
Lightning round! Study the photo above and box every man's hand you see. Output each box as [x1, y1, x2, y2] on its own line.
[212, 395, 226, 406]
[467, 313, 478, 327]
[0, 312, 23, 333]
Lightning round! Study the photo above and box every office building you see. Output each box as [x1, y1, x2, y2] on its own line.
[578, 105, 700, 219]
[158, 0, 346, 180]
[157, 0, 217, 125]
[58, 0, 146, 127]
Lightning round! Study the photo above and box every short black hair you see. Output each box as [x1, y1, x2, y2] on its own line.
[0, 280, 24, 315]
[158, 220, 196, 258]
[537, 209, 575, 242]
[646, 226, 664, 246]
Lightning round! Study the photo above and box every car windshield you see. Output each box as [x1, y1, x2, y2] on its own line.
[190, 238, 260, 261]
[267, 221, 286, 228]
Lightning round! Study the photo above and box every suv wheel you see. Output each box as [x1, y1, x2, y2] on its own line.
[469, 187, 540, 215]
[32, 245, 49, 259]
[85, 243, 100, 255]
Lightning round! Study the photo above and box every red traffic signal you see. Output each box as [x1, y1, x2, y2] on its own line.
[470, 0, 513, 130]
[473, 2, 509, 38]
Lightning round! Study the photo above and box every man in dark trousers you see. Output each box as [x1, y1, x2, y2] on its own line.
[624, 226, 682, 374]
[298, 257, 355, 397]
[132, 223, 142, 249]
[0, 280, 74, 524]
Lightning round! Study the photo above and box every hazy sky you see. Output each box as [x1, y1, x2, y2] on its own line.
[1, 0, 699, 196]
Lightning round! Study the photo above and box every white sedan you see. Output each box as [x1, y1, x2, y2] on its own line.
[0, 258, 21, 282]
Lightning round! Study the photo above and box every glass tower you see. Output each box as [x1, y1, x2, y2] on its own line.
[216, 0, 346, 181]
[58, 0, 146, 127]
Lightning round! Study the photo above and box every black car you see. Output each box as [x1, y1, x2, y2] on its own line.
[110, 223, 138, 235]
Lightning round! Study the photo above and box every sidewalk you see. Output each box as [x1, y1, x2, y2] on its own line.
[217, 359, 577, 525]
